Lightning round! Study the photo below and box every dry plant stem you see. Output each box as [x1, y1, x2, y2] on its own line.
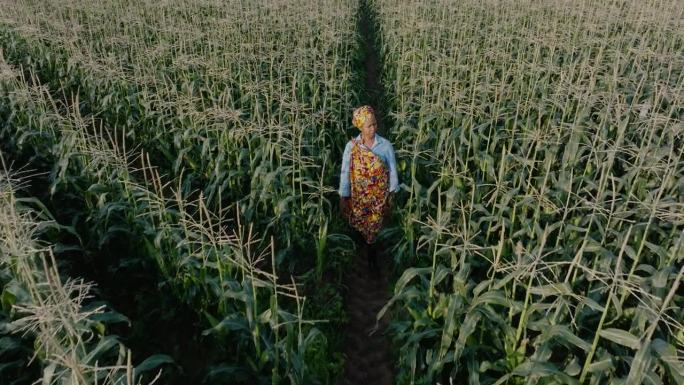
[579, 224, 632, 383]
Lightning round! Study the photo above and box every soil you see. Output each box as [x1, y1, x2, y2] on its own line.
[355, 0, 391, 134]
[341, 2, 397, 384]
[342, 244, 395, 385]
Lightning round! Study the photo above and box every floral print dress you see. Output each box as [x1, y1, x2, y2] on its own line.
[348, 138, 389, 244]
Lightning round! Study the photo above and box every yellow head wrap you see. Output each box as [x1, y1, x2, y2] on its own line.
[352, 105, 375, 130]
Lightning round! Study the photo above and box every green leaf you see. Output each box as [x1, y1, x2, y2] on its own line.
[651, 339, 684, 384]
[588, 357, 614, 373]
[626, 340, 652, 385]
[1, 288, 17, 310]
[472, 290, 512, 309]
[452, 311, 481, 372]
[438, 295, 459, 359]
[90, 310, 131, 327]
[580, 297, 604, 312]
[493, 360, 579, 385]
[258, 308, 272, 324]
[393, 267, 432, 295]
[550, 325, 592, 352]
[599, 328, 641, 349]
[564, 357, 581, 376]
[529, 282, 571, 297]
[205, 364, 251, 382]
[135, 354, 174, 373]
[84, 336, 120, 364]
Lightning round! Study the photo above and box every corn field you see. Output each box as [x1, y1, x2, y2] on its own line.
[374, 0, 684, 384]
[0, 0, 682, 384]
[1, 0, 360, 383]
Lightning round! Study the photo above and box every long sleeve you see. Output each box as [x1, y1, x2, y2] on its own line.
[387, 142, 399, 193]
[339, 141, 352, 197]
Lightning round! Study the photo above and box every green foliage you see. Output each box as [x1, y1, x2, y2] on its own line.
[373, 0, 684, 383]
[0, 53, 345, 383]
[0, 0, 368, 382]
[0, 168, 157, 385]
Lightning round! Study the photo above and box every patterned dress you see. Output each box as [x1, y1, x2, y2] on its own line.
[348, 138, 389, 244]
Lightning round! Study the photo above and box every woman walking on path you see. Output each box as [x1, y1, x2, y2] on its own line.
[339, 105, 399, 276]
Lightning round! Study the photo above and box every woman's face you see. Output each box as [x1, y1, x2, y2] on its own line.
[361, 114, 377, 138]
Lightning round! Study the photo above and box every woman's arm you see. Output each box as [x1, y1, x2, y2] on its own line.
[387, 142, 399, 193]
[339, 141, 352, 197]
[383, 142, 398, 224]
[339, 141, 353, 218]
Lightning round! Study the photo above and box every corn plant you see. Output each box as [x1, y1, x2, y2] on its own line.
[0, 155, 168, 385]
[0, 0, 360, 274]
[0, 0, 366, 382]
[371, 0, 684, 383]
[0, 54, 339, 383]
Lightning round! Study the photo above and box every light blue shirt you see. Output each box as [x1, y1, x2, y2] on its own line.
[338, 133, 399, 197]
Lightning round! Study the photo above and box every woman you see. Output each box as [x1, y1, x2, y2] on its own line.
[339, 105, 399, 276]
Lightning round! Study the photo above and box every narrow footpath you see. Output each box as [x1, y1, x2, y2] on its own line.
[342, 1, 395, 384]
[342, 246, 394, 385]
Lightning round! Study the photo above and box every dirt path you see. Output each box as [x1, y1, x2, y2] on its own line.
[342, 1, 396, 384]
[356, 0, 391, 135]
[342, 245, 395, 385]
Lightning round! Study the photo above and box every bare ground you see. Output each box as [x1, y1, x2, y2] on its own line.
[342, 244, 395, 385]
